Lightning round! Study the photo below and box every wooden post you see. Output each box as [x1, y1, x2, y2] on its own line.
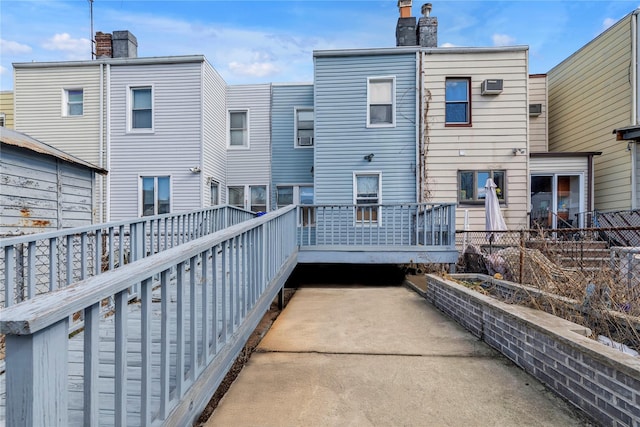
[6, 318, 69, 426]
[519, 230, 525, 284]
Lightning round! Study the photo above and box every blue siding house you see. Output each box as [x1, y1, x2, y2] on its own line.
[271, 83, 315, 209]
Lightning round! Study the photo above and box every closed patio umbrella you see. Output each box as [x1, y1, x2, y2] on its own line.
[485, 178, 507, 244]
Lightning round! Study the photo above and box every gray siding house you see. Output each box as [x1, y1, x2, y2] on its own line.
[0, 128, 107, 236]
[271, 83, 315, 209]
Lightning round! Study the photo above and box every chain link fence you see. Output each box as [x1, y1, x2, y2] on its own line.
[454, 227, 640, 354]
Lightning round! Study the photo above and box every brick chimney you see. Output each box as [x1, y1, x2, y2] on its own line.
[396, 0, 417, 47]
[95, 32, 112, 58]
[417, 3, 437, 48]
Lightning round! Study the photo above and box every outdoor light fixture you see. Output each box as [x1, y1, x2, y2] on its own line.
[189, 166, 201, 173]
[512, 148, 525, 155]
[364, 153, 375, 162]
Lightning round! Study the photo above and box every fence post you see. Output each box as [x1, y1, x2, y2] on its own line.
[519, 230, 525, 284]
[6, 318, 69, 426]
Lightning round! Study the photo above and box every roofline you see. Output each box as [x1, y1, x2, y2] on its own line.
[313, 45, 529, 58]
[13, 54, 206, 69]
[271, 82, 314, 87]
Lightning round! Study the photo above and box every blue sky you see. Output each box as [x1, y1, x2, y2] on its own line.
[1, 0, 639, 90]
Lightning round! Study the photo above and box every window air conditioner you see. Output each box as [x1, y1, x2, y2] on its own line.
[529, 103, 542, 116]
[298, 136, 314, 146]
[481, 79, 503, 95]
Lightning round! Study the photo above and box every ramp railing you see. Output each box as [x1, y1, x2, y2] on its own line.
[0, 205, 298, 427]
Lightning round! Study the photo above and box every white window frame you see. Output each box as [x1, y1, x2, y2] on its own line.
[138, 175, 171, 217]
[294, 107, 314, 148]
[227, 184, 269, 212]
[62, 88, 84, 117]
[127, 85, 154, 133]
[353, 172, 382, 226]
[227, 109, 250, 149]
[366, 76, 396, 128]
[210, 179, 220, 206]
[277, 184, 315, 225]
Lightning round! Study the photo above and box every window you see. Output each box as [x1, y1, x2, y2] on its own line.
[354, 173, 381, 224]
[229, 110, 249, 148]
[210, 180, 219, 206]
[0, 112, 5, 127]
[277, 185, 315, 225]
[250, 186, 267, 213]
[367, 77, 395, 127]
[64, 89, 83, 116]
[295, 108, 314, 147]
[445, 78, 471, 125]
[458, 170, 505, 203]
[141, 176, 170, 216]
[228, 185, 268, 212]
[228, 186, 245, 208]
[130, 87, 152, 130]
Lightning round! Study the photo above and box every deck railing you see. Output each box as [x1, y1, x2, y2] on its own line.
[297, 203, 456, 247]
[0, 205, 298, 427]
[0, 205, 255, 308]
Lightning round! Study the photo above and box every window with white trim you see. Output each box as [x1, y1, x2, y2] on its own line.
[64, 89, 83, 116]
[458, 170, 505, 204]
[228, 110, 249, 148]
[130, 86, 153, 130]
[295, 107, 314, 147]
[277, 185, 315, 225]
[228, 185, 267, 212]
[141, 176, 170, 216]
[367, 77, 395, 127]
[354, 173, 381, 224]
[210, 180, 220, 206]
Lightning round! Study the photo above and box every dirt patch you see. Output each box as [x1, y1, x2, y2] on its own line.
[194, 288, 296, 426]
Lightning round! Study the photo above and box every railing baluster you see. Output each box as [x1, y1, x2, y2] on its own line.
[114, 288, 128, 427]
[189, 255, 197, 383]
[221, 242, 228, 343]
[83, 302, 100, 426]
[140, 277, 152, 427]
[160, 269, 170, 419]
[176, 261, 185, 397]
[201, 248, 209, 371]
[211, 245, 218, 359]
[49, 237, 58, 291]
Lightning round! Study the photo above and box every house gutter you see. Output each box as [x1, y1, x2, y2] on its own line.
[415, 51, 421, 203]
[106, 64, 112, 221]
[98, 63, 104, 223]
[632, 10, 640, 209]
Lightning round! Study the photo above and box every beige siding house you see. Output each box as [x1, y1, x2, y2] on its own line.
[548, 10, 639, 212]
[528, 74, 548, 153]
[420, 47, 530, 230]
[0, 91, 14, 129]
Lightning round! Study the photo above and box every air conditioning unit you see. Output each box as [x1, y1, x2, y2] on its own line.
[298, 136, 314, 146]
[481, 79, 503, 95]
[529, 103, 542, 116]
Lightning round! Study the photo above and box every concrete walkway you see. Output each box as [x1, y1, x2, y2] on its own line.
[204, 285, 590, 426]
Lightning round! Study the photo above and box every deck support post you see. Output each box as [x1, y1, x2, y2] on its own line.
[278, 287, 285, 310]
[6, 318, 69, 427]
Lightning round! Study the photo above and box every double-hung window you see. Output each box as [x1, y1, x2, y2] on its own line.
[64, 89, 83, 116]
[141, 176, 170, 216]
[228, 185, 267, 212]
[130, 86, 153, 130]
[367, 77, 395, 127]
[354, 172, 381, 224]
[458, 170, 505, 204]
[229, 110, 249, 148]
[295, 107, 314, 147]
[445, 78, 471, 126]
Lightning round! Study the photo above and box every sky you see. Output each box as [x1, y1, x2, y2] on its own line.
[1, 0, 640, 90]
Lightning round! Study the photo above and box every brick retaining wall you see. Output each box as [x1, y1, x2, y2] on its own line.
[410, 274, 640, 427]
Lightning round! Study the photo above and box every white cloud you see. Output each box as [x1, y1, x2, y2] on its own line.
[0, 39, 32, 54]
[0, 65, 7, 75]
[492, 33, 516, 46]
[441, 42, 460, 48]
[601, 17, 617, 31]
[228, 60, 280, 78]
[42, 33, 90, 53]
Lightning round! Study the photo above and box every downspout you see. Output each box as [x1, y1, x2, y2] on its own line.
[632, 10, 639, 209]
[415, 51, 421, 203]
[106, 63, 112, 221]
[98, 63, 104, 223]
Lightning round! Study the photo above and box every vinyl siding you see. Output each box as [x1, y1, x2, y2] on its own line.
[1, 145, 94, 235]
[421, 49, 529, 230]
[14, 65, 102, 164]
[528, 75, 548, 152]
[108, 61, 204, 220]
[271, 84, 314, 208]
[0, 91, 14, 129]
[548, 14, 634, 211]
[202, 61, 228, 205]
[226, 84, 272, 206]
[313, 53, 417, 205]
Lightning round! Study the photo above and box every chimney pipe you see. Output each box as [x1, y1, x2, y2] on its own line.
[418, 3, 437, 48]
